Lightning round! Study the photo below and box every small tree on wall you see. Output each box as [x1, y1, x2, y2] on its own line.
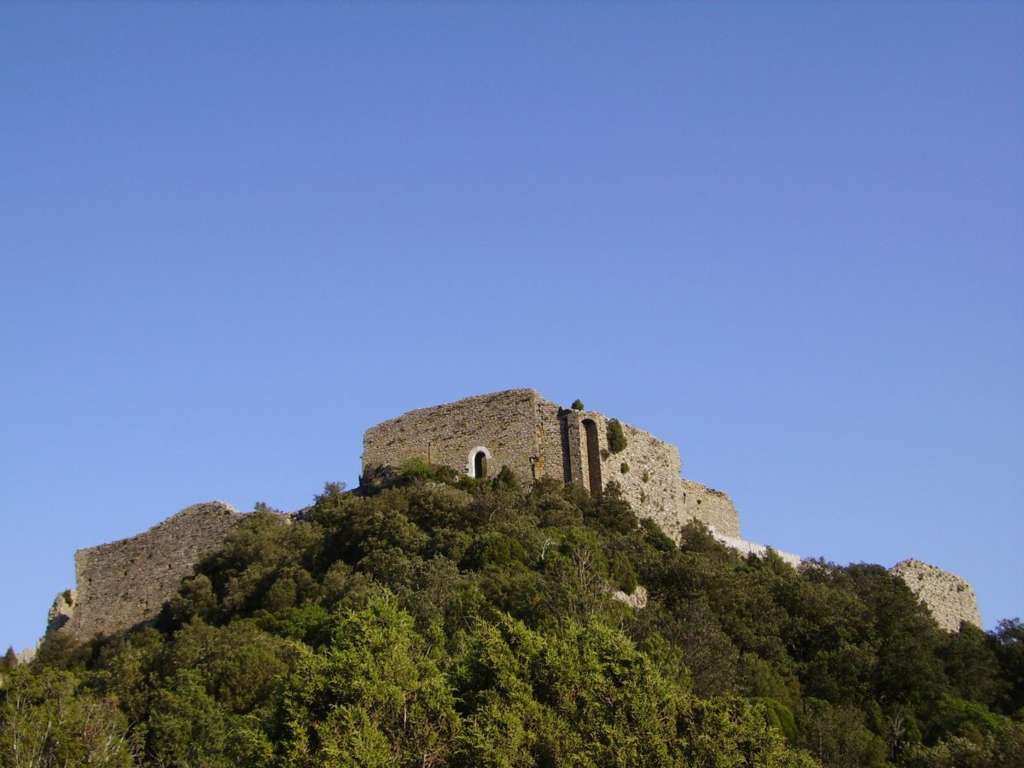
[571, 399, 585, 411]
[607, 419, 627, 453]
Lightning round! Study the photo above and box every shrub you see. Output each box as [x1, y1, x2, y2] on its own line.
[399, 457, 434, 479]
[493, 465, 518, 489]
[571, 399, 585, 411]
[620, 462, 629, 474]
[607, 419, 627, 453]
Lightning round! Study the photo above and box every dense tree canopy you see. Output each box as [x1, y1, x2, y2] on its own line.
[2, 466, 1021, 767]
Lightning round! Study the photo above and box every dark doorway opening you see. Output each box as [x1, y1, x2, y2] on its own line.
[474, 450, 488, 479]
[582, 419, 602, 495]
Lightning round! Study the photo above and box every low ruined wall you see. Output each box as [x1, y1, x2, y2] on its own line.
[713, 532, 801, 567]
[58, 502, 241, 640]
[890, 559, 981, 632]
[679, 479, 741, 538]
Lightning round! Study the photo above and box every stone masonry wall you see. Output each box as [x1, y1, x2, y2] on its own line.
[363, 389, 541, 482]
[363, 390, 742, 542]
[560, 409, 741, 540]
[563, 409, 681, 533]
[890, 559, 982, 631]
[535, 397, 571, 483]
[59, 502, 241, 640]
[679, 479, 742, 538]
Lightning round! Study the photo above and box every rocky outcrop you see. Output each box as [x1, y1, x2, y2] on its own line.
[611, 585, 649, 609]
[47, 589, 76, 633]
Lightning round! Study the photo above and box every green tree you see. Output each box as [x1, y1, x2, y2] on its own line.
[991, 619, 1024, 715]
[0, 667, 136, 768]
[280, 593, 458, 767]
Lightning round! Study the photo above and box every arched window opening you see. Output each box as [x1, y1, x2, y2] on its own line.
[582, 418, 602, 495]
[474, 450, 488, 479]
[468, 446, 492, 478]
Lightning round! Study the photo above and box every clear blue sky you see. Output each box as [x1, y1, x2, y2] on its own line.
[2, 4, 1021, 652]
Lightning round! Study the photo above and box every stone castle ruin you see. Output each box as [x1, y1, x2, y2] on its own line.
[45, 388, 981, 644]
[363, 389, 744, 544]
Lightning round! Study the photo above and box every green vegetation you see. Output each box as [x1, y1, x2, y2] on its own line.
[607, 418, 627, 453]
[621, 462, 630, 474]
[2, 466, 1021, 767]
[571, 399, 585, 411]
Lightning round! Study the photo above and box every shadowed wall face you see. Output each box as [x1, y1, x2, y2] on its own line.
[582, 418, 602, 493]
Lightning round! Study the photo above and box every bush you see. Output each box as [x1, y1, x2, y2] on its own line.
[399, 456, 434, 479]
[571, 399, 585, 411]
[606, 419, 627, 453]
[620, 462, 629, 474]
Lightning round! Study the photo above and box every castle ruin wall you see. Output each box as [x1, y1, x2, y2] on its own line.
[362, 389, 541, 483]
[890, 559, 981, 631]
[58, 501, 241, 640]
[535, 397, 571, 483]
[363, 390, 742, 541]
[679, 479, 742, 539]
[560, 409, 741, 540]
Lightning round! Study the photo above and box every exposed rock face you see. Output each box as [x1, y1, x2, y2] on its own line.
[611, 585, 649, 609]
[47, 589, 76, 633]
[890, 559, 981, 631]
[54, 502, 242, 641]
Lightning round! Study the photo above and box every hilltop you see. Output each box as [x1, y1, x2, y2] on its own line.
[44, 390, 982, 648]
[2, 465, 1022, 767]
